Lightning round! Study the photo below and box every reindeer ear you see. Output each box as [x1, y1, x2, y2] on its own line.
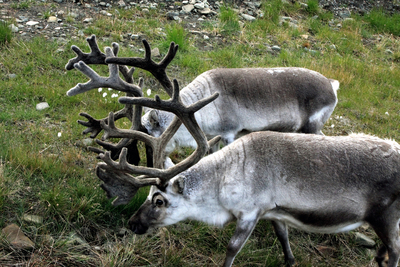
[172, 176, 185, 195]
[149, 109, 159, 126]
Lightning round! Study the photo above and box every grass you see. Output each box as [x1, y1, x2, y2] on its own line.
[0, 20, 12, 45]
[0, 1, 400, 266]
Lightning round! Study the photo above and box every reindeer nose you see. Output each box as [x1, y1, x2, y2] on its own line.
[128, 218, 147, 235]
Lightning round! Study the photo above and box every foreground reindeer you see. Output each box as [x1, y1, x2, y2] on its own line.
[66, 37, 399, 266]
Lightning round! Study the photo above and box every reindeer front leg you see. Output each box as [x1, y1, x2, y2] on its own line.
[223, 216, 259, 267]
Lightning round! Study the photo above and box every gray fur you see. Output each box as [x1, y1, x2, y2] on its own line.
[142, 67, 339, 154]
[129, 131, 400, 267]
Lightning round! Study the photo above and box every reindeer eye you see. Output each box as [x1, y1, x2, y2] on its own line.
[155, 199, 164, 206]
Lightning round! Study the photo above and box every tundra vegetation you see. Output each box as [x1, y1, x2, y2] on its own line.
[0, 0, 400, 266]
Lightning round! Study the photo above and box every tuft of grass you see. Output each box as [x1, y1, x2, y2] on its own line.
[163, 23, 190, 52]
[219, 4, 241, 35]
[0, 20, 13, 45]
[306, 0, 319, 16]
[364, 8, 400, 36]
[10, 0, 32, 9]
[261, 0, 283, 24]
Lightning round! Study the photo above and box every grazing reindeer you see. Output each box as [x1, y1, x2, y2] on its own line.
[107, 53, 340, 156]
[67, 37, 400, 267]
[105, 130, 400, 267]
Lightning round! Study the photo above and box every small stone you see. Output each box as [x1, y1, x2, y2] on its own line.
[6, 74, 17, 79]
[23, 214, 44, 224]
[241, 14, 256, 21]
[2, 224, 35, 250]
[339, 9, 351, 19]
[355, 232, 376, 248]
[47, 16, 57, 23]
[194, 2, 205, 9]
[271, 45, 281, 52]
[151, 47, 160, 57]
[26, 21, 39, 26]
[36, 102, 50, 111]
[182, 4, 194, 13]
[83, 18, 94, 23]
[9, 24, 18, 33]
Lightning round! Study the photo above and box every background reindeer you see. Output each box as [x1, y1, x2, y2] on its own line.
[67, 35, 339, 168]
[106, 49, 340, 157]
[67, 36, 399, 267]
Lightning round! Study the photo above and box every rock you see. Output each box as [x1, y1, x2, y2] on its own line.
[26, 21, 39, 26]
[199, 8, 214, 15]
[2, 224, 35, 250]
[6, 73, 17, 79]
[82, 138, 93, 146]
[47, 16, 57, 23]
[22, 214, 44, 224]
[83, 18, 94, 23]
[194, 2, 205, 9]
[182, 4, 194, 13]
[355, 232, 376, 248]
[9, 24, 18, 33]
[151, 47, 160, 57]
[36, 102, 50, 111]
[271, 45, 281, 52]
[339, 9, 351, 19]
[241, 14, 256, 21]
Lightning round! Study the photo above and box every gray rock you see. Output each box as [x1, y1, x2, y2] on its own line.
[151, 47, 161, 57]
[271, 45, 281, 52]
[194, 2, 205, 9]
[2, 224, 35, 250]
[182, 4, 194, 13]
[26, 21, 39, 26]
[47, 16, 57, 23]
[36, 102, 50, 111]
[83, 18, 94, 23]
[241, 14, 256, 21]
[339, 9, 351, 19]
[355, 232, 376, 248]
[9, 24, 18, 33]
[23, 214, 44, 224]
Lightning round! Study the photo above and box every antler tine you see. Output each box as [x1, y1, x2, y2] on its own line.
[105, 39, 178, 97]
[66, 47, 142, 97]
[98, 79, 220, 186]
[65, 35, 107, 70]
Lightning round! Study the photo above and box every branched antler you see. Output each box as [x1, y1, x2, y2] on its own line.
[66, 36, 220, 205]
[105, 40, 178, 97]
[97, 79, 220, 188]
[65, 35, 107, 70]
[67, 47, 141, 97]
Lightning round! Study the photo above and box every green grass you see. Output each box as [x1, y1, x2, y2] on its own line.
[0, 20, 12, 45]
[219, 4, 241, 35]
[365, 8, 400, 36]
[0, 1, 400, 266]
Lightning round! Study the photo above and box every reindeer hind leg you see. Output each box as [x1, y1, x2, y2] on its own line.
[272, 221, 295, 266]
[369, 206, 400, 267]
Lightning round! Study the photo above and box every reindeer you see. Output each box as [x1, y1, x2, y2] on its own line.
[67, 37, 400, 267]
[106, 47, 339, 156]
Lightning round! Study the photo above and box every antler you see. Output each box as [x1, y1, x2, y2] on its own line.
[66, 36, 220, 205]
[97, 79, 220, 191]
[105, 39, 178, 97]
[66, 39, 148, 166]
